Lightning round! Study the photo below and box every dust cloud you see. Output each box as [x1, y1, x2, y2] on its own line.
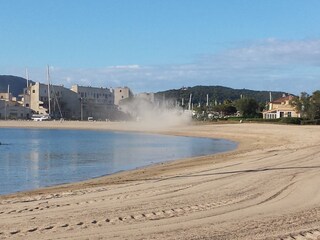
[119, 98, 192, 131]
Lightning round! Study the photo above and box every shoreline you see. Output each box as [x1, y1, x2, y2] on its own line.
[0, 122, 238, 197]
[0, 120, 244, 199]
[1, 121, 320, 239]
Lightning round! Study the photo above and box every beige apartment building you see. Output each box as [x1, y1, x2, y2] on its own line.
[25, 82, 80, 119]
[114, 87, 133, 105]
[71, 85, 115, 120]
[0, 92, 12, 102]
[0, 97, 32, 120]
[1, 81, 133, 120]
[263, 94, 300, 119]
[136, 92, 155, 103]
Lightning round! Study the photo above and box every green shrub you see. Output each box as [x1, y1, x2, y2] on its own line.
[279, 117, 302, 125]
[301, 119, 320, 125]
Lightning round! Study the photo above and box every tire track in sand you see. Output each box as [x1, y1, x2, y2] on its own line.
[277, 228, 320, 240]
[0, 185, 194, 217]
[1, 194, 252, 239]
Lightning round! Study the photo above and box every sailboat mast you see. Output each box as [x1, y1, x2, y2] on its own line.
[25, 68, 29, 87]
[47, 65, 51, 115]
[7, 84, 10, 102]
[188, 93, 192, 111]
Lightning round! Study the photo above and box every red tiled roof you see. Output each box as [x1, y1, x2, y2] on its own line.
[271, 95, 294, 104]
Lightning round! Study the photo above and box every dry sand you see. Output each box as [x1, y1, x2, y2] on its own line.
[1, 121, 320, 239]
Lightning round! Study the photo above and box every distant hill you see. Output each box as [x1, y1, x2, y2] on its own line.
[0, 75, 34, 97]
[155, 85, 288, 104]
[1, 75, 288, 104]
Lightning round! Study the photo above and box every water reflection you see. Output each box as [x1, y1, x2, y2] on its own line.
[0, 128, 237, 195]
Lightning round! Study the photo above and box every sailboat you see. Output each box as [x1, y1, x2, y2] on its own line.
[31, 65, 61, 121]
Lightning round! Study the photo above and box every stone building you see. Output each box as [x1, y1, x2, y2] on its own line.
[1, 80, 133, 121]
[25, 82, 80, 119]
[135, 92, 155, 103]
[0, 92, 12, 101]
[114, 87, 133, 105]
[0, 96, 32, 120]
[71, 85, 115, 120]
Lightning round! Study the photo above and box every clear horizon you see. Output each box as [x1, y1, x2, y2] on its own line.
[1, 0, 320, 94]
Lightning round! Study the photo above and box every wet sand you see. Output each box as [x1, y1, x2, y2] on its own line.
[1, 121, 320, 239]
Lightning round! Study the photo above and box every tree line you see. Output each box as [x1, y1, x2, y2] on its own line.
[156, 85, 285, 105]
[193, 97, 262, 118]
[290, 91, 320, 120]
[193, 90, 320, 122]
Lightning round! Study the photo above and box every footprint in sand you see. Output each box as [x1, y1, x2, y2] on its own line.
[42, 226, 54, 230]
[10, 230, 20, 235]
[27, 227, 38, 232]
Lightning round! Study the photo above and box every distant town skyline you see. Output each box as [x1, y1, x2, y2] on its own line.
[1, 0, 320, 94]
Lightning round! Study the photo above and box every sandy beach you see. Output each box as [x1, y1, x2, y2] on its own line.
[1, 121, 320, 239]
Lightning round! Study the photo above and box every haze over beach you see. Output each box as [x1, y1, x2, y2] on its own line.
[1, 0, 320, 94]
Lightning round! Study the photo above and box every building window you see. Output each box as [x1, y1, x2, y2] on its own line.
[280, 112, 284, 118]
[33, 90, 35, 93]
[288, 112, 292, 117]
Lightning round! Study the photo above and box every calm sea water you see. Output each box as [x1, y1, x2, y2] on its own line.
[0, 128, 237, 195]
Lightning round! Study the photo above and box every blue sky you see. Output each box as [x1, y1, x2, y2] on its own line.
[1, 0, 320, 94]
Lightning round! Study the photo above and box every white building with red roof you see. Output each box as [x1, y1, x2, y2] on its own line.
[263, 94, 301, 119]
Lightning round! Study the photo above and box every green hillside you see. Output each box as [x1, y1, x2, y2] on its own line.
[1, 75, 288, 105]
[155, 85, 288, 104]
[0, 75, 33, 97]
